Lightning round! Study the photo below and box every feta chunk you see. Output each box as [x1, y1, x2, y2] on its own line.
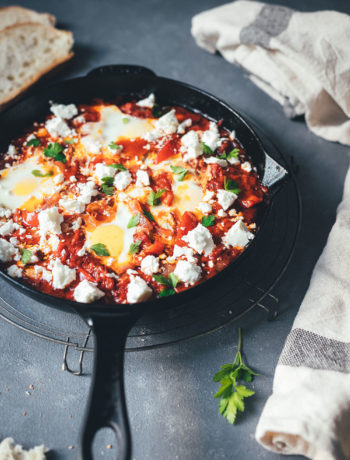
[7, 145, 17, 158]
[74, 280, 105, 303]
[0, 239, 17, 262]
[59, 198, 85, 214]
[197, 202, 212, 214]
[72, 217, 82, 231]
[7, 264, 22, 278]
[136, 170, 150, 187]
[127, 275, 152, 303]
[94, 163, 117, 183]
[177, 118, 192, 134]
[174, 260, 201, 285]
[34, 265, 52, 282]
[182, 223, 215, 255]
[141, 255, 159, 275]
[181, 130, 203, 161]
[202, 121, 220, 151]
[170, 245, 196, 263]
[38, 207, 63, 238]
[136, 93, 155, 108]
[0, 219, 19, 236]
[77, 181, 98, 204]
[217, 209, 227, 218]
[223, 220, 254, 248]
[155, 109, 178, 135]
[204, 156, 228, 167]
[0, 206, 12, 218]
[202, 190, 214, 202]
[241, 161, 252, 173]
[52, 259, 76, 289]
[114, 171, 132, 191]
[217, 189, 237, 211]
[50, 103, 78, 120]
[81, 135, 102, 154]
[53, 173, 64, 185]
[227, 155, 240, 165]
[45, 117, 73, 138]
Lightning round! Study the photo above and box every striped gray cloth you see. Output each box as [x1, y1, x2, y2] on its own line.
[192, 1, 350, 146]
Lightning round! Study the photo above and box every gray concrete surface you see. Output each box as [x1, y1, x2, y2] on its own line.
[0, 0, 349, 459]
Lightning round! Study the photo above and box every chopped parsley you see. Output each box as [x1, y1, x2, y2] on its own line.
[152, 103, 163, 118]
[127, 214, 140, 229]
[27, 138, 40, 147]
[220, 148, 240, 160]
[153, 272, 178, 297]
[129, 240, 141, 255]
[213, 328, 257, 424]
[63, 139, 75, 144]
[43, 142, 66, 163]
[91, 243, 110, 257]
[31, 170, 53, 178]
[109, 141, 122, 150]
[147, 188, 166, 206]
[101, 176, 114, 195]
[224, 177, 241, 194]
[111, 163, 127, 171]
[170, 165, 188, 182]
[143, 209, 155, 222]
[201, 215, 215, 227]
[202, 142, 213, 156]
[21, 248, 32, 264]
[122, 117, 129, 124]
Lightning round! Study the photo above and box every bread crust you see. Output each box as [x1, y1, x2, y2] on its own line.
[0, 5, 56, 26]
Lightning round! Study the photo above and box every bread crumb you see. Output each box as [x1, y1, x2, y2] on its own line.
[23, 411, 27, 416]
[29, 384, 34, 390]
[68, 445, 74, 450]
[107, 444, 112, 449]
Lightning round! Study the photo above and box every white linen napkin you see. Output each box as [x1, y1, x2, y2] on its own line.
[191, 1, 350, 146]
[255, 167, 350, 459]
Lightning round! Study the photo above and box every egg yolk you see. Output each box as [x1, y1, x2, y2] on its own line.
[173, 182, 202, 214]
[89, 225, 125, 261]
[13, 180, 38, 196]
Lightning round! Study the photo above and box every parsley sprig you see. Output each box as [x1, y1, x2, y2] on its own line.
[220, 148, 240, 160]
[224, 177, 241, 194]
[147, 189, 166, 206]
[153, 272, 178, 297]
[111, 163, 127, 171]
[170, 165, 188, 182]
[201, 215, 215, 227]
[129, 240, 141, 255]
[91, 243, 110, 257]
[27, 138, 40, 147]
[127, 214, 140, 229]
[109, 141, 122, 150]
[213, 328, 257, 424]
[43, 143, 66, 163]
[101, 177, 114, 195]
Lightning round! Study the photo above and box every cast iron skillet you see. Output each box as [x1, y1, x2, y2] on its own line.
[0, 65, 288, 460]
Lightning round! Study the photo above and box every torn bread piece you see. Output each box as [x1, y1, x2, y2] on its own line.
[0, 6, 55, 31]
[0, 437, 48, 460]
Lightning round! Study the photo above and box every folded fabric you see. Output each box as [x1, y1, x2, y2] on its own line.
[255, 166, 350, 459]
[192, 1, 350, 146]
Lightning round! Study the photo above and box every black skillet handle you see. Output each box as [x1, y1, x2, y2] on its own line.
[87, 64, 156, 78]
[78, 312, 137, 460]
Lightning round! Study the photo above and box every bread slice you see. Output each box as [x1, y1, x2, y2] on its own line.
[0, 6, 55, 31]
[0, 22, 73, 107]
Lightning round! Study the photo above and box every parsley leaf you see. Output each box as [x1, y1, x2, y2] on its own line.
[129, 240, 141, 255]
[153, 272, 178, 289]
[127, 214, 140, 228]
[122, 117, 129, 124]
[152, 103, 163, 118]
[224, 177, 241, 194]
[147, 189, 166, 206]
[32, 170, 53, 178]
[201, 215, 215, 227]
[21, 248, 32, 264]
[91, 243, 110, 257]
[43, 143, 66, 163]
[27, 138, 40, 147]
[143, 209, 155, 222]
[109, 141, 122, 150]
[159, 288, 175, 297]
[202, 142, 213, 156]
[101, 176, 114, 195]
[170, 165, 188, 182]
[220, 148, 240, 160]
[111, 163, 127, 171]
[213, 328, 257, 424]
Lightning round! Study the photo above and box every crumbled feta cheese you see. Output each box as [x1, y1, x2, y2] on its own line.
[154, 109, 178, 135]
[142, 131, 159, 142]
[197, 202, 212, 214]
[72, 217, 82, 231]
[74, 115, 85, 124]
[38, 207, 63, 238]
[70, 176, 77, 183]
[59, 198, 85, 214]
[0, 239, 17, 262]
[204, 156, 228, 167]
[34, 265, 52, 282]
[181, 130, 203, 161]
[202, 121, 220, 151]
[7, 145, 17, 157]
[217, 209, 227, 218]
[0, 219, 19, 236]
[48, 234, 60, 251]
[45, 117, 74, 138]
[223, 220, 254, 248]
[177, 118, 192, 134]
[9, 237, 18, 246]
[77, 181, 98, 204]
[77, 245, 86, 257]
[182, 223, 215, 255]
[171, 245, 196, 262]
[81, 135, 102, 154]
[50, 103, 78, 120]
[174, 260, 201, 285]
[227, 155, 240, 165]
[7, 264, 22, 278]
[202, 190, 214, 202]
[241, 161, 252, 173]
[136, 170, 150, 187]
[0, 206, 12, 218]
[53, 173, 64, 185]
[114, 171, 132, 191]
[52, 259, 76, 289]
[118, 192, 128, 201]
[74, 280, 105, 303]
[140, 255, 159, 275]
[217, 189, 237, 211]
[136, 93, 155, 108]
[127, 275, 152, 303]
[94, 163, 117, 183]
